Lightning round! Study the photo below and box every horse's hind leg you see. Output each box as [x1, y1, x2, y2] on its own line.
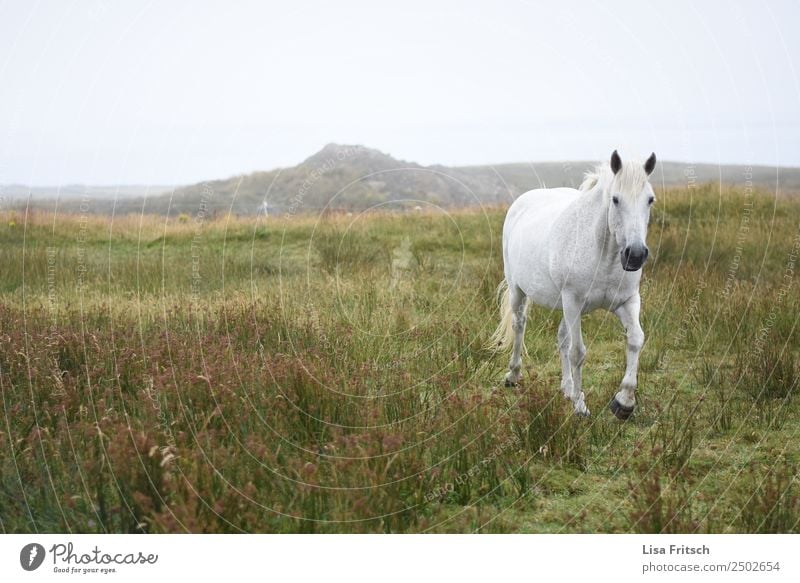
[557, 318, 573, 399]
[561, 293, 590, 416]
[504, 286, 528, 387]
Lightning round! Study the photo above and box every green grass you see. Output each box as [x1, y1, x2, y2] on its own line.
[0, 184, 799, 533]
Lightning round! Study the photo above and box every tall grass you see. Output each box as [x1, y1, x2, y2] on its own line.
[1, 187, 799, 533]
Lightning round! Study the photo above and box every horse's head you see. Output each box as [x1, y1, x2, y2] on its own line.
[607, 150, 656, 271]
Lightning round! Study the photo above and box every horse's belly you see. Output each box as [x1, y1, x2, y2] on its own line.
[518, 274, 563, 309]
[507, 239, 561, 307]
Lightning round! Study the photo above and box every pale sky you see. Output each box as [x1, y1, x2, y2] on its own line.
[1, 0, 799, 186]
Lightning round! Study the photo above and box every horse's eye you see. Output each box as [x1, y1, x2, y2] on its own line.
[648, 197, 655, 205]
[612, 196, 619, 205]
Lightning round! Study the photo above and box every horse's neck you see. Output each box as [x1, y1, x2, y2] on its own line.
[584, 187, 618, 262]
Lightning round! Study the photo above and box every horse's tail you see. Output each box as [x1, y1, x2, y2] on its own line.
[487, 279, 515, 352]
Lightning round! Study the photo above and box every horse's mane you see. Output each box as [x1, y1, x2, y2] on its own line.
[579, 160, 649, 200]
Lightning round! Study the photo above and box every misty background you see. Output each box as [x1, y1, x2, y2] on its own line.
[1, 0, 799, 188]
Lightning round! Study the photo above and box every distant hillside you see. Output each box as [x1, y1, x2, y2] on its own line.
[0, 184, 171, 204]
[13, 144, 800, 215]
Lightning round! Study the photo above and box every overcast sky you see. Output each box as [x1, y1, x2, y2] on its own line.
[1, 0, 799, 186]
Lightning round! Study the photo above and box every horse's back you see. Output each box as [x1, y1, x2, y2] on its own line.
[508, 186, 579, 211]
[504, 187, 579, 246]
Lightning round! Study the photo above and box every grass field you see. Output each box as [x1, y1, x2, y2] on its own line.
[1, 183, 799, 533]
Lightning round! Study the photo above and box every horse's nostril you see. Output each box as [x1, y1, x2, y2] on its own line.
[623, 247, 631, 259]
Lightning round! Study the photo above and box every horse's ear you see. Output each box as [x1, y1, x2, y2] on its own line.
[610, 150, 622, 175]
[644, 152, 656, 175]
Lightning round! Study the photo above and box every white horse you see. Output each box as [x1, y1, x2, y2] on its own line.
[490, 150, 656, 419]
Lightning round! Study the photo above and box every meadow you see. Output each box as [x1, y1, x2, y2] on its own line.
[0, 183, 799, 533]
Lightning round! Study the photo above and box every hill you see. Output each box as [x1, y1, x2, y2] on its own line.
[12, 144, 800, 215]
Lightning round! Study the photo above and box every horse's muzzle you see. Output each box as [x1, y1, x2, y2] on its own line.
[621, 244, 649, 271]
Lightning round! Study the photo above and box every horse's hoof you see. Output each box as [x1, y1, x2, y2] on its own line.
[573, 395, 590, 417]
[504, 379, 518, 388]
[609, 398, 635, 421]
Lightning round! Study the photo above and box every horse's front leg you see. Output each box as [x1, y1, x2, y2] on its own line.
[610, 293, 644, 420]
[561, 294, 589, 416]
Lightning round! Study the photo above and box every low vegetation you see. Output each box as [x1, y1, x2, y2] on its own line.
[0, 183, 798, 533]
